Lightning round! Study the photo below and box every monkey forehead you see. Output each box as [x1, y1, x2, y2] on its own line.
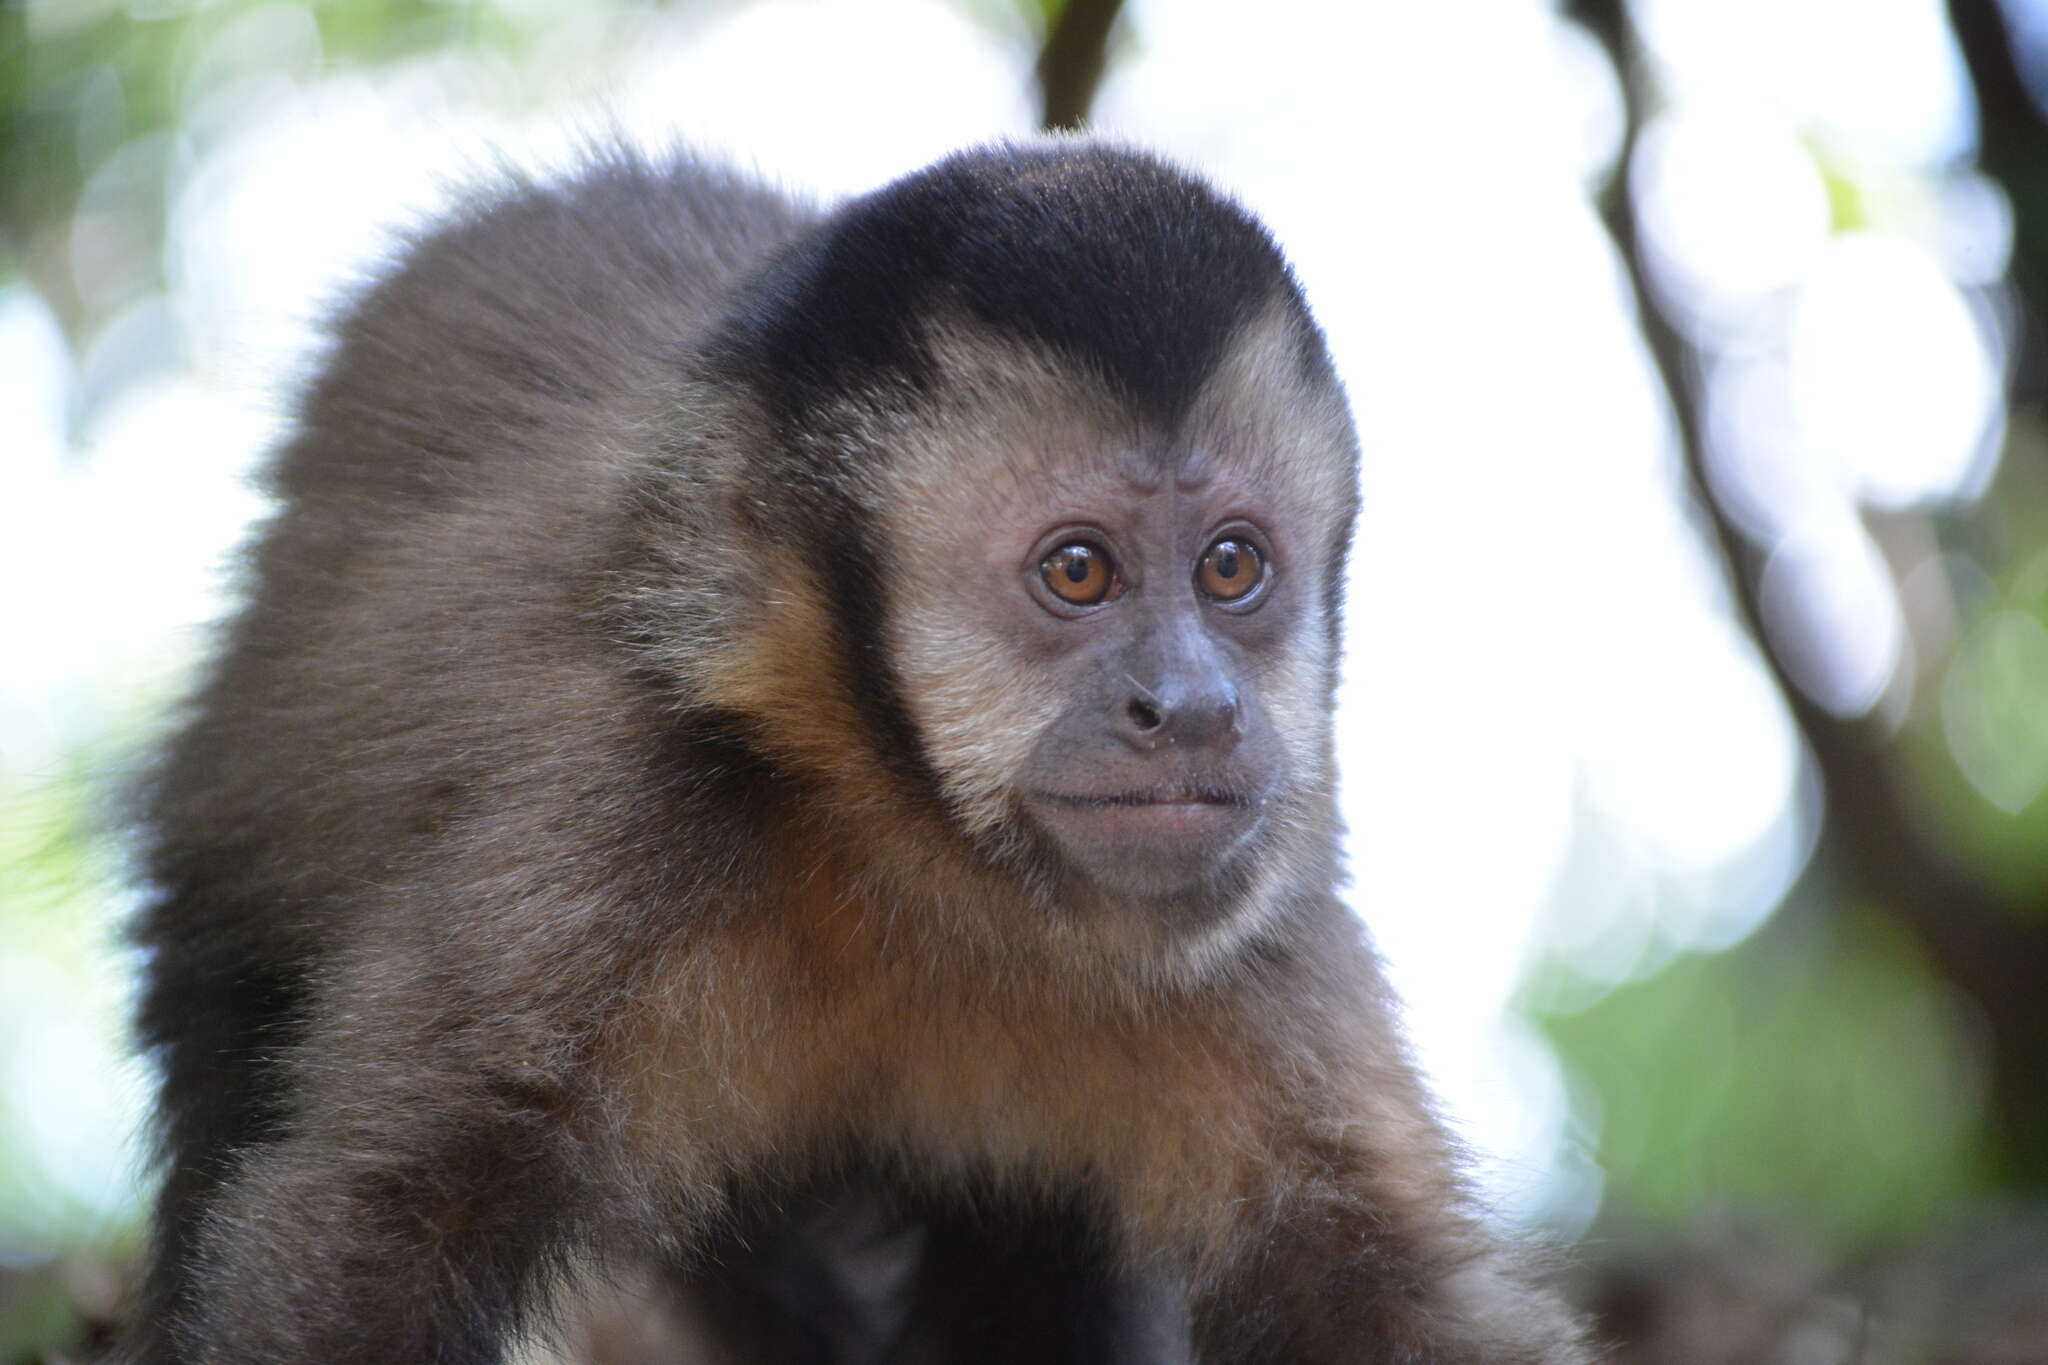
[869, 304, 1358, 542]
[730, 141, 1309, 432]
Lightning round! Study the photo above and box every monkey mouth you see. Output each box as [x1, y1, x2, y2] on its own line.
[1025, 784, 1265, 866]
[1036, 785, 1253, 810]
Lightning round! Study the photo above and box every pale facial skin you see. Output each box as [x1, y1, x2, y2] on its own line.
[1000, 458, 1295, 899]
[878, 318, 1353, 921]
[883, 443, 1315, 917]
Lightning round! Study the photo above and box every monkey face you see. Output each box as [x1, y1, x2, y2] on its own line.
[879, 311, 1357, 913]
[1002, 476, 1289, 898]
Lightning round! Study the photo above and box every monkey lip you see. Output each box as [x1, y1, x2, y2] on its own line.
[1027, 784, 1262, 845]
[1037, 785, 1250, 810]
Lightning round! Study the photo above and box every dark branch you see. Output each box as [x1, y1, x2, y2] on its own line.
[1949, 0, 2048, 400]
[1948, 0, 2045, 173]
[1035, 0, 1126, 131]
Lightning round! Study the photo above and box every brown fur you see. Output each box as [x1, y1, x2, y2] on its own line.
[123, 142, 1590, 1363]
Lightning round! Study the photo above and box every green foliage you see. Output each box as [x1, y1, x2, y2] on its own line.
[1539, 909, 1993, 1251]
[0, 1267, 85, 1365]
[1, 0, 543, 331]
[1908, 528, 2048, 913]
[1809, 146, 1875, 235]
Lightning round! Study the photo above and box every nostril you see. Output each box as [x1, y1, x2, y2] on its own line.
[1127, 697, 1164, 731]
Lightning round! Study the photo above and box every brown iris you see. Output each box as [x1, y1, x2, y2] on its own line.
[1040, 542, 1118, 605]
[1197, 538, 1264, 602]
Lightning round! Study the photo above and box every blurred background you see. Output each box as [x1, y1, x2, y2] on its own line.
[6, 0, 2048, 1359]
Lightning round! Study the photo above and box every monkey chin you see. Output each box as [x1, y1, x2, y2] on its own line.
[1023, 786, 1268, 901]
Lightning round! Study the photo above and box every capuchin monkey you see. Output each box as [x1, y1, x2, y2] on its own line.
[124, 141, 1590, 1364]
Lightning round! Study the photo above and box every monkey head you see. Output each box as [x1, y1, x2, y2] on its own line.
[637, 143, 1359, 941]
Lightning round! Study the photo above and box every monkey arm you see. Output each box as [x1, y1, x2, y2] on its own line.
[1097, 908, 1590, 1365]
[176, 1115, 570, 1364]
[1183, 1099, 1588, 1365]
[155, 940, 608, 1364]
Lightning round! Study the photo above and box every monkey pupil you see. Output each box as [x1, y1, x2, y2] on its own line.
[1216, 547, 1240, 579]
[1065, 553, 1090, 584]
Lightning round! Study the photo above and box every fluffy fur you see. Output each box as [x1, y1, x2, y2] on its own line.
[125, 141, 1589, 1364]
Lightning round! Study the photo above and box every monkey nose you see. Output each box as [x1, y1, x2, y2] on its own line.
[1114, 682, 1241, 752]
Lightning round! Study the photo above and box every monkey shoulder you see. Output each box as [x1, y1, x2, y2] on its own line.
[277, 152, 813, 508]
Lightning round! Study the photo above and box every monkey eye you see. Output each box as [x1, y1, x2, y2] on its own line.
[1196, 537, 1266, 603]
[1040, 541, 1121, 606]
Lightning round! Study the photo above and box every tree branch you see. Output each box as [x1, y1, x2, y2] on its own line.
[1035, 0, 1126, 131]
